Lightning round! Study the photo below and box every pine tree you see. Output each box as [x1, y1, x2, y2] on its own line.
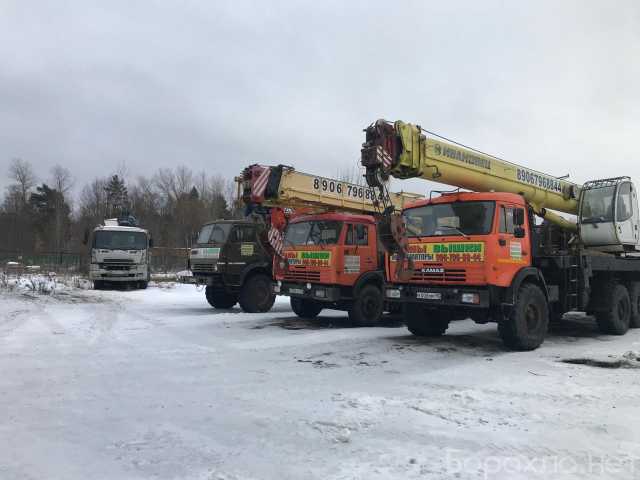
[29, 184, 71, 251]
[104, 174, 129, 217]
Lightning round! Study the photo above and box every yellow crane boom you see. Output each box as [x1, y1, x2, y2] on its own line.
[241, 164, 422, 214]
[361, 120, 580, 230]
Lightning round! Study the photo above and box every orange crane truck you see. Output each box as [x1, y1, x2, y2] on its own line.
[241, 164, 421, 325]
[361, 119, 640, 350]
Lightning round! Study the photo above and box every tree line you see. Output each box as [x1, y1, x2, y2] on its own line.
[1, 158, 239, 254]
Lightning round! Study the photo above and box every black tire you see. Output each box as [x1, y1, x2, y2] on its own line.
[139, 281, 148, 290]
[628, 282, 640, 328]
[205, 286, 238, 309]
[595, 282, 631, 335]
[238, 273, 275, 313]
[498, 283, 549, 351]
[404, 303, 450, 336]
[348, 284, 384, 326]
[290, 297, 323, 319]
[93, 280, 103, 290]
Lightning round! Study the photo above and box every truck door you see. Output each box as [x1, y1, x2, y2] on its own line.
[343, 223, 377, 284]
[226, 225, 260, 284]
[495, 204, 530, 285]
[614, 181, 639, 245]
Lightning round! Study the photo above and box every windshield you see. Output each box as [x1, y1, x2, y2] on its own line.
[197, 223, 231, 244]
[403, 201, 495, 237]
[581, 186, 615, 223]
[284, 221, 342, 246]
[94, 231, 147, 250]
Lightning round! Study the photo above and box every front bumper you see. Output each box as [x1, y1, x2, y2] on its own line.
[89, 267, 147, 282]
[273, 281, 341, 303]
[383, 284, 491, 309]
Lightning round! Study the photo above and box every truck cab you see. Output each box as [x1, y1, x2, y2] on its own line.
[184, 220, 275, 312]
[88, 218, 152, 289]
[273, 212, 387, 325]
[384, 192, 534, 331]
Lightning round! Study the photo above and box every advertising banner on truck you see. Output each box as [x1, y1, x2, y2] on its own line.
[285, 250, 332, 267]
[393, 242, 485, 263]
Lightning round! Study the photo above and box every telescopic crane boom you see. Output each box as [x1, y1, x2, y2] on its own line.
[241, 164, 421, 214]
[361, 120, 580, 231]
[361, 119, 639, 250]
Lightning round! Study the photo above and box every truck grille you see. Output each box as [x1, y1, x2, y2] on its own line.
[283, 269, 321, 282]
[411, 268, 467, 283]
[100, 258, 134, 270]
[191, 263, 217, 273]
[103, 264, 132, 271]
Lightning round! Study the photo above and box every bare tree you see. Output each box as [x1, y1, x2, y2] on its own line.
[49, 165, 75, 253]
[154, 168, 177, 203]
[50, 165, 75, 195]
[175, 165, 193, 197]
[8, 158, 36, 205]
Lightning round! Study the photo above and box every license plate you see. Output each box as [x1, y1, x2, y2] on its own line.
[289, 288, 304, 295]
[417, 291, 441, 300]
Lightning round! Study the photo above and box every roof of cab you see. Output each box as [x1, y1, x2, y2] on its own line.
[203, 219, 254, 226]
[95, 225, 147, 233]
[403, 191, 527, 210]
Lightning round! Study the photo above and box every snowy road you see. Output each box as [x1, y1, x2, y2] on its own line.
[2, 285, 640, 480]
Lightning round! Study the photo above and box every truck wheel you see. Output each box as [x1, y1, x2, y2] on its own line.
[404, 304, 449, 336]
[498, 283, 548, 351]
[93, 281, 103, 290]
[205, 286, 237, 309]
[139, 281, 148, 290]
[349, 284, 383, 326]
[290, 297, 323, 319]
[628, 282, 640, 328]
[239, 273, 275, 313]
[595, 282, 631, 335]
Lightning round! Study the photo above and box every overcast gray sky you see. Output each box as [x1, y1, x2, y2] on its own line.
[1, 0, 639, 199]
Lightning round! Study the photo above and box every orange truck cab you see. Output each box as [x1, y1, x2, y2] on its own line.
[273, 212, 389, 325]
[384, 191, 536, 329]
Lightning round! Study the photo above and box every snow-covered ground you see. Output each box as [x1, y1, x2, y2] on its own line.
[2, 284, 640, 480]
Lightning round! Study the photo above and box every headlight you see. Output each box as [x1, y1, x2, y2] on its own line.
[306, 283, 312, 290]
[461, 293, 480, 304]
[386, 289, 401, 299]
[277, 280, 282, 287]
[314, 289, 326, 298]
[273, 285, 281, 293]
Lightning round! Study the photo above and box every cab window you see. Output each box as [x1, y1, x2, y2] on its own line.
[233, 226, 255, 242]
[499, 206, 525, 234]
[616, 183, 633, 222]
[499, 206, 515, 234]
[345, 224, 368, 246]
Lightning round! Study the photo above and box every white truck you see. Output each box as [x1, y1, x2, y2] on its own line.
[86, 217, 153, 289]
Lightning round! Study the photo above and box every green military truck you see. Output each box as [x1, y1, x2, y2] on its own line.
[180, 220, 276, 312]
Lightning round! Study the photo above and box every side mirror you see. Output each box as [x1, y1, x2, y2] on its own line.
[513, 208, 525, 226]
[514, 226, 526, 238]
[149, 237, 154, 248]
[82, 229, 89, 245]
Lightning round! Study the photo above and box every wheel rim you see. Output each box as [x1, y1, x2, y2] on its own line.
[525, 303, 541, 332]
[255, 279, 271, 307]
[362, 293, 381, 318]
[618, 296, 630, 322]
